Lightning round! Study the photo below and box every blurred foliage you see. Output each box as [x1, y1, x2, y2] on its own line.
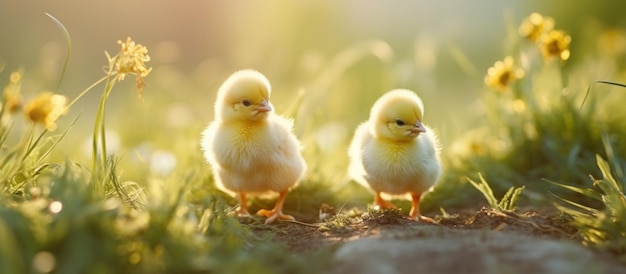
[1, 3, 626, 273]
[0, 161, 330, 273]
[426, 11, 626, 211]
[551, 155, 626, 261]
[0, 29, 331, 273]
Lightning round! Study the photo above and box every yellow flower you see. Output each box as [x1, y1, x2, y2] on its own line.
[539, 30, 572, 61]
[3, 71, 23, 113]
[484, 56, 525, 92]
[108, 37, 152, 97]
[519, 12, 555, 42]
[24, 92, 67, 131]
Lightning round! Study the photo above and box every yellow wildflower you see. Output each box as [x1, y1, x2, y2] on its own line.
[484, 56, 525, 92]
[539, 30, 571, 61]
[108, 37, 152, 97]
[3, 71, 23, 113]
[519, 12, 555, 42]
[24, 92, 67, 131]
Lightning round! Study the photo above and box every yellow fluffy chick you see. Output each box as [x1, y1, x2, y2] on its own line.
[201, 69, 306, 224]
[348, 89, 442, 222]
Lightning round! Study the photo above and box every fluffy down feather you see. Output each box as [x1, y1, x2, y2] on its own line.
[348, 89, 441, 222]
[201, 69, 306, 224]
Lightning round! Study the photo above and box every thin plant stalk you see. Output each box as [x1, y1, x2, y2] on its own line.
[92, 54, 119, 173]
[65, 76, 108, 109]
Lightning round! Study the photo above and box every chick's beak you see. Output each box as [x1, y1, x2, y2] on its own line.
[256, 99, 272, 113]
[410, 121, 427, 134]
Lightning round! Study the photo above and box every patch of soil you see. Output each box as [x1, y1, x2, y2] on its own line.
[245, 206, 577, 253]
[438, 207, 577, 237]
[243, 206, 626, 273]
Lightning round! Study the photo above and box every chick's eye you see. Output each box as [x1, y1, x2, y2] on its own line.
[241, 99, 251, 107]
[395, 119, 405, 126]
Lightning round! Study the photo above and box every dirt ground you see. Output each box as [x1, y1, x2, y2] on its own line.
[245, 206, 626, 273]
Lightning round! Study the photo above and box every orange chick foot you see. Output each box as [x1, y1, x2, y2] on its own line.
[374, 193, 398, 210]
[257, 209, 295, 224]
[410, 214, 438, 224]
[409, 194, 437, 223]
[228, 207, 252, 219]
[373, 200, 398, 211]
[232, 193, 252, 217]
[234, 208, 252, 217]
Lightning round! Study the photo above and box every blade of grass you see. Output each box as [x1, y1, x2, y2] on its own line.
[580, 80, 626, 110]
[467, 173, 498, 209]
[543, 178, 603, 201]
[45, 13, 71, 92]
[22, 128, 48, 163]
[35, 115, 80, 166]
[499, 185, 525, 211]
[601, 132, 624, 179]
[596, 155, 622, 193]
[550, 192, 600, 215]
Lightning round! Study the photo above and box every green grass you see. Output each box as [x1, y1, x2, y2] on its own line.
[550, 154, 626, 261]
[468, 173, 525, 212]
[0, 16, 331, 273]
[433, 12, 626, 261]
[426, 15, 626, 211]
[2, 11, 626, 273]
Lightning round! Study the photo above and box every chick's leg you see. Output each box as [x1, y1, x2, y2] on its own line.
[374, 192, 398, 209]
[409, 193, 436, 223]
[257, 191, 294, 224]
[235, 192, 251, 217]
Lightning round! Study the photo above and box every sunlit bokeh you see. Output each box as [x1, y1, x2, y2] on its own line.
[0, 1, 622, 175]
[2, 0, 626, 272]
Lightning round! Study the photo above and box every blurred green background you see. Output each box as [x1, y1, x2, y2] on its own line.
[4, 2, 626, 272]
[1, 0, 626, 199]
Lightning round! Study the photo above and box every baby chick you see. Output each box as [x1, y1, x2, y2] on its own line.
[201, 69, 306, 224]
[348, 89, 441, 222]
